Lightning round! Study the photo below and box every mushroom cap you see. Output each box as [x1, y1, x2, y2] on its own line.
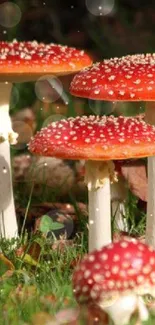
[70, 54, 155, 101]
[29, 115, 155, 160]
[0, 39, 92, 82]
[72, 239, 155, 306]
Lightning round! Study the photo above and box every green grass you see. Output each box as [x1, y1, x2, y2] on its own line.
[1, 232, 155, 325]
[0, 234, 84, 325]
[0, 194, 155, 325]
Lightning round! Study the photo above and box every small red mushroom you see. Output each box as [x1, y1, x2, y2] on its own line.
[0, 39, 92, 239]
[73, 238, 155, 325]
[29, 115, 155, 251]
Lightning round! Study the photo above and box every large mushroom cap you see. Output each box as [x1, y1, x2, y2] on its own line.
[29, 115, 155, 160]
[0, 40, 92, 82]
[70, 54, 155, 101]
[72, 239, 155, 306]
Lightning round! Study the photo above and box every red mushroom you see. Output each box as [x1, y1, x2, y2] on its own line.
[70, 54, 155, 248]
[29, 115, 155, 251]
[0, 39, 92, 239]
[70, 54, 155, 101]
[73, 238, 155, 325]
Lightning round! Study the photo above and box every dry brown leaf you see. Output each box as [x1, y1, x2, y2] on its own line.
[12, 108, 36, 132]
[0, 270, 14, 281]
[80, 305, 109, 325]
[40, 294, 57, 306]
[15, 242, 41, 262]
[120, 161, 147, 202]
[27, 242, 42, 261]
[31, 312, 54, 325]
[0, 253, 14, 270]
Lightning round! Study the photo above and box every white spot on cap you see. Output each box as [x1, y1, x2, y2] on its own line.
[108, 90, 114, 95]
[84, 270, 91, 279]
[94, 89, 100, 95]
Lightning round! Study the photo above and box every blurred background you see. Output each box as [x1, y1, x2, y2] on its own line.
[1, 0, 155, 57]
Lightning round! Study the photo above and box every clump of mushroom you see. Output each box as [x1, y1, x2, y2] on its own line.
[0, 39, 92, 239]
[28, 115, 155, 251]
[70, 53, 155, 248]
[72, 238, 155, 325]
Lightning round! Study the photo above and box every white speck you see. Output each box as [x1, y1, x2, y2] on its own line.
[101, 253, 108, 261]
[108, 90, 114, 95]
[113, 254, 120, 262]
[120, 241, 128, 248]
[112, 266, 119, 274]
[133, 79, 141, 84]
[94, 89, 100, 95]
[89, 255, 95, 262]
[84, 270, 91, 278]
[82, 285, 89, 292]
[108, 75, 115, 81]
[93, 274, 104, 282]
[119, 90, 125, 96]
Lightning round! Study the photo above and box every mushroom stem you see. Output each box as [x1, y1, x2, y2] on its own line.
[111, 177, 128, 232]
[102, 294, 149, 325]
[0, 82, 18, 239]
[85, 160, 113, 251]
[145, 102, 155, 247]
[111, 201, 127, 231]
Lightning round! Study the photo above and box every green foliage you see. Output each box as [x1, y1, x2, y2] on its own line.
[39, 215, 64, 233]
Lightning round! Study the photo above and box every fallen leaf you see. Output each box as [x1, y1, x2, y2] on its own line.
[0, 253, 14, 277]
[87, 304, 109, 324]
[40, 294, 57, 307]
[31, 312, 54, 325]
[0, 270, 14, 282]
[27, 241, 42, 261]
[15, 242, 42, 262]
[12, 108, 36, 132]
[22, 254, 40, 267]
[120, 161, 147, 201]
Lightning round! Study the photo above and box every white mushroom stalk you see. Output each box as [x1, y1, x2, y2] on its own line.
[102, 294, 149, 325]
[0, 82, 18, 239]
[85, 160, 117, 251]
[111, 176, 128, 232]
[145, 102, 155, 247]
